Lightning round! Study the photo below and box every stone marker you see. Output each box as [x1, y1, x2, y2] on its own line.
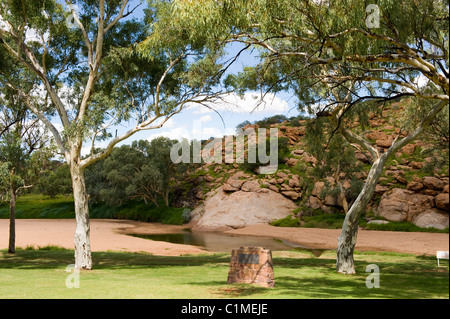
[227, 246, 275, 288]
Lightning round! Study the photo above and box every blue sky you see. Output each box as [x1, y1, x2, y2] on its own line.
[89, 3, 301, 153]
[126, 41, 300, 143]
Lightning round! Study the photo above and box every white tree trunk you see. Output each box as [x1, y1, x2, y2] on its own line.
[336, 156, 387, 274]
[336, 100, 447, 274]
[70, 161, 92, 270]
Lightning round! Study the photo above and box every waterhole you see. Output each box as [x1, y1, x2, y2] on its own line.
[132, 231, 327, 257]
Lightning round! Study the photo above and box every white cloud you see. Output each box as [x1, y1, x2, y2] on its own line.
[145, 123, 234, 142]
[414, 74, 430, 89]
[199, 115, 212, 123]
[402, 74, 433, 94]
[50, 121, 64, 134]
[192, 126, 229, 140]
[1, 13, 49, 45]
[190, 92, 290, 115]
[146, 126, 192, 142]
[0, 15, 6, 29]
[151, 117, 176, 129]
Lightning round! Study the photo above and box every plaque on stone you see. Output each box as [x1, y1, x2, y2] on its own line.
[227, 246, 275, 288]
[238, 253, 260, 264]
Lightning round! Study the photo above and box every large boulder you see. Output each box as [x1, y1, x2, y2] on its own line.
[435, 193, 449, 211]
[406, 181, 424, 192]
[422, 176, 445, 191]
[190, 186, 297, 231]
[376, 137, 394, 148]
[365, 131, 388, 141]
[412, 210, 449, 230]
[241, 180, 261, 192]
[377, 188, 449, 229]
[281, 191, 301, 201]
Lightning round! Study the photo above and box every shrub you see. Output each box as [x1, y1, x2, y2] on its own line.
[255, 115, 288, 128]
[270, 215, 301, 227]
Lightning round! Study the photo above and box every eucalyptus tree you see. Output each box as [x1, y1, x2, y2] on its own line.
[0, 0, 228, 269]
[166, 0, 449, 274]
[0, 89, 50, 254]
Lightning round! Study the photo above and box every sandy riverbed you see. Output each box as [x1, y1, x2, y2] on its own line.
[0, 219, 448, 256]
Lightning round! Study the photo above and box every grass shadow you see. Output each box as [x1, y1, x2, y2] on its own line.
[0, 247, 230, 270]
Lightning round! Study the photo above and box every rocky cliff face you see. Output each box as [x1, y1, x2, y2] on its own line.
[181, 101, 449, 231]
[190, 175, 297, 231]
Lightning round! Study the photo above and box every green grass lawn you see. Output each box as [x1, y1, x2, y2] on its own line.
[0, 247, 448, 299]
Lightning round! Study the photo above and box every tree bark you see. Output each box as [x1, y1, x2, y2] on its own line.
[8, 185, 16, 254]
[336, 155, 387, 274]
[164, 190, 170, 207]
[70, 161, 92, 270]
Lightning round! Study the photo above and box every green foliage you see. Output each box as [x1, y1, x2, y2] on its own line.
[181, 207, 193, 223]
[169, 0, 449, 219]
[0, 194, 75, 219]
[277, 136, 290, 160]
[303, 116, 364, 209]
[301, 213, 346, 229]
[90, 200, 186, 225]
[255, 114, 288, 128]
[362, 220, 449, 234]
[37, 163, 73, 198]
[235, 120, 252, 132]
[238, 136, 290, 173]
[288, 114, 310, 127]
[84, 137, 189, 207]
[270, 215, 301, 227]
[270, 211, 349, 229]
[235, 115, 289, 130]
[0, 194, 186, 225]
[306, 117, 362, 179]
[0, 97, 52, 204]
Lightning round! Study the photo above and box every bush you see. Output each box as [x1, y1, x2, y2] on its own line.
[288, 114, 310, 126]
[361, 220, 449, 233]
[255, 115, 288, 128]
[270, 215, 301, 227]
[239, 136, 291, 173]
[182, 208, 193, 223]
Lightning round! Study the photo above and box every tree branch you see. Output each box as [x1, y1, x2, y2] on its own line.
[384, 99, 449, 158]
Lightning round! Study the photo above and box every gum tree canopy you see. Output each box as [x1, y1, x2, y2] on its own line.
[0, 0, 227, 269]
[166, 0, 449, 274]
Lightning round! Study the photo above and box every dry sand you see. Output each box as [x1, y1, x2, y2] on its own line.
[0, 219, 205, 256]
[0, 219, 448, 256]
